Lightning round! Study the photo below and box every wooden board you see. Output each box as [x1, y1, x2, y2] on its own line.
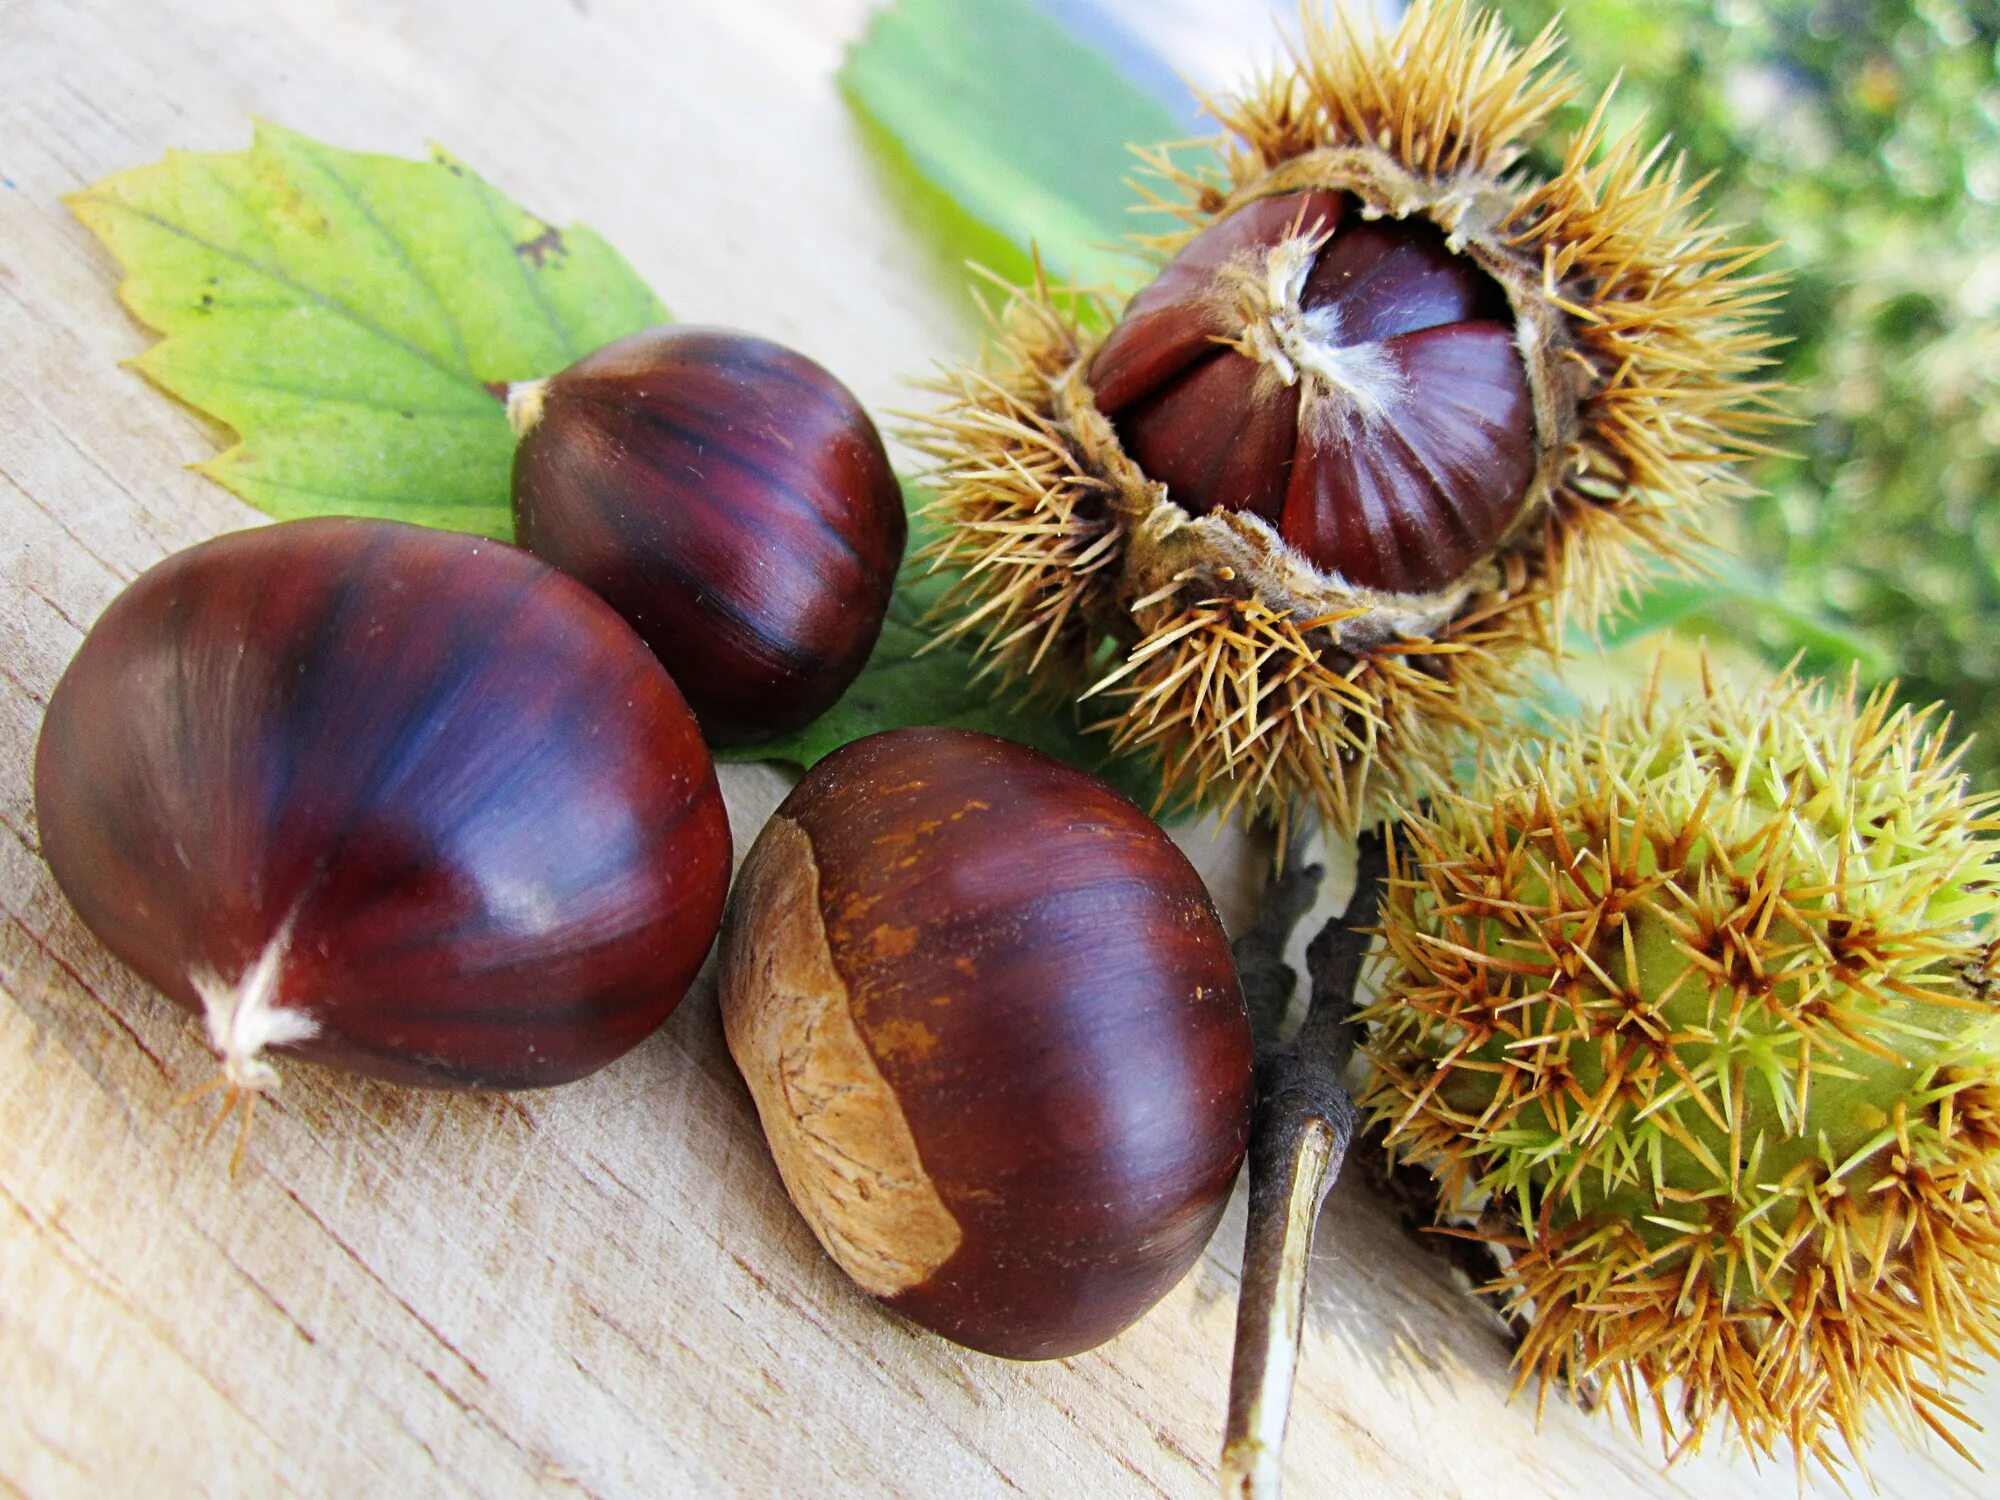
[1, 2, 1993, 1495]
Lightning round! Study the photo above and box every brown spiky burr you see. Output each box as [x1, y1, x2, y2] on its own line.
[1359, 660, 2000, 1472]
[912, 0, 1785, 833]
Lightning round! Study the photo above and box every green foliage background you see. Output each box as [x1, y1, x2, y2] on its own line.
[1491, 0, 2000, 776]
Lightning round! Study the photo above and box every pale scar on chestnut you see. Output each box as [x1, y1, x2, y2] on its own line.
[720, 816, 962, 1297]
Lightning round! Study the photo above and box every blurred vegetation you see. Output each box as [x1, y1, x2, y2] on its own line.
[1490, 0, 2000, 778]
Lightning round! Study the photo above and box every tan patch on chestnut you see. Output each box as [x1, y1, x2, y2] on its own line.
[720, 816, 962, 1298]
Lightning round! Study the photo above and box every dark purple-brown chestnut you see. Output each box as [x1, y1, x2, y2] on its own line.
[718, 728, 1254, 1359]
[1089, 190, 1534, 595]
[509, 325, 906, 745]
[34, 517, 733, 1098]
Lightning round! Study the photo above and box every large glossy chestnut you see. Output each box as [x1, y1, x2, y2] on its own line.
[509, 325, 907, 745]
[34, 517, 732, 1095]
[718, 728, 1254, 1359]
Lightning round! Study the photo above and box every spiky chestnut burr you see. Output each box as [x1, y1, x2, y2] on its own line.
[1359, 662, 2000, 1471]
[914, 0, 1783, 832]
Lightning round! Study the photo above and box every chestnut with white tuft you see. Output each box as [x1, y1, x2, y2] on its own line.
[913, 0, 1785, 833]
[34, 518, 733, 1157]
[192, 915, 314, 1094]
[1360, 661, 2000, 1471]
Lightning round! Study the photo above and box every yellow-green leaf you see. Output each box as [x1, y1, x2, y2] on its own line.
[70, 122, 666, 537]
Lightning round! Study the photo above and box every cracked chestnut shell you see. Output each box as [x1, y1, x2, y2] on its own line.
[718, 728, 1254, 1359]
[1090, 190, 1534, 594]
[34, 517, 732, 1094]
[510, 325, 907, 745]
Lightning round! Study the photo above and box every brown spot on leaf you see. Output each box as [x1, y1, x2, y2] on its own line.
[517, 224, 567, 268]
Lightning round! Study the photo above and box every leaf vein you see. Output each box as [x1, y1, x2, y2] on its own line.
[93, 189, 477, 400]
[460, 164, 577, 366]
[162, 369, 494, 420]
[294, 138, 475, 376]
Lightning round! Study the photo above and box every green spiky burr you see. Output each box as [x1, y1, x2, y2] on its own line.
[1361, 661, 2000, 1471]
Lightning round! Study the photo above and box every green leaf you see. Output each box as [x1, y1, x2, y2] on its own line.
[1596, 577, 1733, 647]
[839, 0, 1186, 291]
[1595, 565, 1893, 678]
[69, 121, 665, 537]
[718, 495, 1163, 810]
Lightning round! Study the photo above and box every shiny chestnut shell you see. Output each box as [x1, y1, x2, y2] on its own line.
[33, 517, 733, 1090]
[719, 728, 1254, 1359]
[1090, 190, 1534, 595]
[510, 325, 907, 745]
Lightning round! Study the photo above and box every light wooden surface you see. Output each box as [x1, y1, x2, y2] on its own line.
[1, 2, 1993, 1496]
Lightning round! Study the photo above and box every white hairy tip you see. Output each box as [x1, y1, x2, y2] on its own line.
[1234, 233, 1407, 429]
[192, 919, 318, 1093]
[504, 377, 549, 439]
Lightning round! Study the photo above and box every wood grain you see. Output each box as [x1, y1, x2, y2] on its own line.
[1, 1, 1993, 1495]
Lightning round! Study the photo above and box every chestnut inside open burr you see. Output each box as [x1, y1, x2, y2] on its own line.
[1090, 190, 1535, 595]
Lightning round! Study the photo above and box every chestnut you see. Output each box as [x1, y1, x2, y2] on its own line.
[508, 325, 907, 745]
[1088, 189, 1534, 595]
[719, 728, 1254, 1359]
[34, 517, 732, 1100]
